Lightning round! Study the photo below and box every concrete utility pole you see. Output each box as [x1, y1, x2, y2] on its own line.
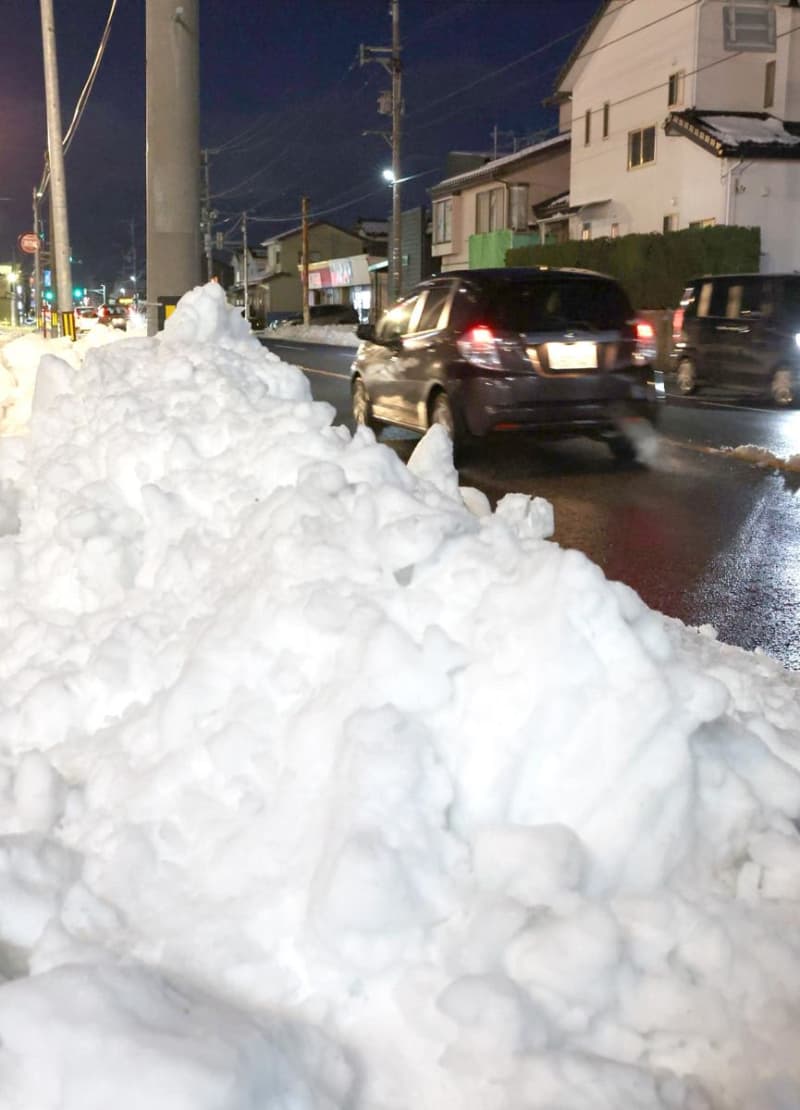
[145, 0, 201, 334]
[360, 0, 402, 301]
[39, 0, 73, 323]
[301, 196, 310, 327]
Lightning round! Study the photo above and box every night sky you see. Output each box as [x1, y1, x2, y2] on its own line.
[1, 0, 600, 289]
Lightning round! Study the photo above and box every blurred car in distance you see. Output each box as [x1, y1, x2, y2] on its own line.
[75, 306, 98, 332]
[671, 273, 800, 406]
[96, 303, 127, 331]
[351, 267, 662, 461]
[285, 303, 359, 327]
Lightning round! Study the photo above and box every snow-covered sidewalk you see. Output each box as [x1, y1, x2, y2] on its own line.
[0, 286, 799, 1109]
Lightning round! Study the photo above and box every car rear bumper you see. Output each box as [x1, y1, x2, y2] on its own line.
[456, 371, 663, 436]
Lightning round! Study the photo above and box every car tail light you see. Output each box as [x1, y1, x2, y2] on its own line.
[671, 308, 684, 340]
[456, 324, 505, 370]
[633, 319, 657, 363]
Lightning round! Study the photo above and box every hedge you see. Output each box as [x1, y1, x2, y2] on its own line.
[505, 225, 761, 309]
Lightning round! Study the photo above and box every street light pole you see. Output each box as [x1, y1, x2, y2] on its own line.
[390, 0, 402, 302]
[360, 0, 402, 302]
[39, 0, 73, 323]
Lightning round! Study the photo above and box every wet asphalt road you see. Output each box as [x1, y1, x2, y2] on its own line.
[260, 336, 800, 669]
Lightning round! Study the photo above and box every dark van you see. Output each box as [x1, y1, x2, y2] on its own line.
[671, 274, 800, 406]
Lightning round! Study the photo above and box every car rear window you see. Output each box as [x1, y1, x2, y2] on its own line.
[481, 278, 632, 332]
[779, 278, 800, 322]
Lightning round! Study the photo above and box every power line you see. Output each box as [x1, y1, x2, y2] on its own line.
[38, 0, 118, 197]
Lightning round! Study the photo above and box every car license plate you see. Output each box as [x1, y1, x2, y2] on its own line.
[546, 341, 598, 370]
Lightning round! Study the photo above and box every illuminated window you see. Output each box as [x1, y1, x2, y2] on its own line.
[581, 222, 592, 241]
[433, 198, 453, 244]
[628, 125, 656, 169]
[610, 222, 620, 238]
[476, 187, 503, 233]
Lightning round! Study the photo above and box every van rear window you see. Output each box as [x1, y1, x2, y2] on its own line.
[483, 279, 632, 332]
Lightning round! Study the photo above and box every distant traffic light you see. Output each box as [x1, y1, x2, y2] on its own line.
[43, 289, 54, 302]
[73, 286, 85, 300]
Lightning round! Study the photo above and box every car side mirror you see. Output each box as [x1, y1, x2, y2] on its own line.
[356, 323, 376, 342]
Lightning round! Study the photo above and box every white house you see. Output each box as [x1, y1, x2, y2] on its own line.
[430, 134, 571, 271]
[553, 0, 800, 271]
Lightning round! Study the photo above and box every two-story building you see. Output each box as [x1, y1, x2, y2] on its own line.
[554, 0, 800, 271]
[233, 221, 367, 326]
[429, 134, 571, 272]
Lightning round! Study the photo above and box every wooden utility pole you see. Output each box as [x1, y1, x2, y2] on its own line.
[201, 149, 214, 281]
[242, 210, 249, 326]
[145, 0, 201, 334]
[32, 187, 42, 324]
[302, 196, 310, 327]
[39, 0, 73, 324]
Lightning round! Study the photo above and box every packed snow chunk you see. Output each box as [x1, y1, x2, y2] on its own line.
[161, 281, 255, 348]
[407, 424, 462, 502]
[0, 962, 355, 1110]
[472, 823, 586, 906]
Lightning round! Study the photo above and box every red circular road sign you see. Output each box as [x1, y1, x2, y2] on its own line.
[18, 232, 39, 254]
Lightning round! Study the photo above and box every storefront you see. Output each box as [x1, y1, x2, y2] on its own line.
[307, 254, 380, 321]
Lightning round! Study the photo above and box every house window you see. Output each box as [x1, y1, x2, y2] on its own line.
[508, 183, 530, 231]
[723, 5, 776, 52]
[663, 213, 678, 233]
[628, 125, 656, 169]
[690, 217, 716, 229]
[603, 102, 610, 139]
[433, 198, 453, 244]
[668, 71, 685, 108]
[584, 108, 592, 146]
[764, 60, 776, 109]
[476, 187, 503, 233]
[581, 222, 592, 241]
[610, 222, 620, 238]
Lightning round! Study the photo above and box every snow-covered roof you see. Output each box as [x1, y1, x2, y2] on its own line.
[431, 132, 570, 195]
[667, 110, 800, 159]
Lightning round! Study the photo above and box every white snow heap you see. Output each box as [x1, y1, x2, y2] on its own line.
[0, 282, 799, 1109]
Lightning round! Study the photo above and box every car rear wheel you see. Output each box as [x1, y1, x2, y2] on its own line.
[352, 376, 379, 431]
[676, 357, 697, 395]
[771, 366, 795, 407]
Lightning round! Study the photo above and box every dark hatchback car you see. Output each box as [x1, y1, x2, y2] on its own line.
[351, 268, 662, 460]
[671, 273, 800, 406]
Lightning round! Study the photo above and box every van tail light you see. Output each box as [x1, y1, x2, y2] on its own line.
[672, 307, 685, 340]
[633, 319, 657, 363]
[457, 324, 504, 370]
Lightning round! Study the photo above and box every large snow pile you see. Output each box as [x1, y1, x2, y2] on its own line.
[1, 282, 799, 1109]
